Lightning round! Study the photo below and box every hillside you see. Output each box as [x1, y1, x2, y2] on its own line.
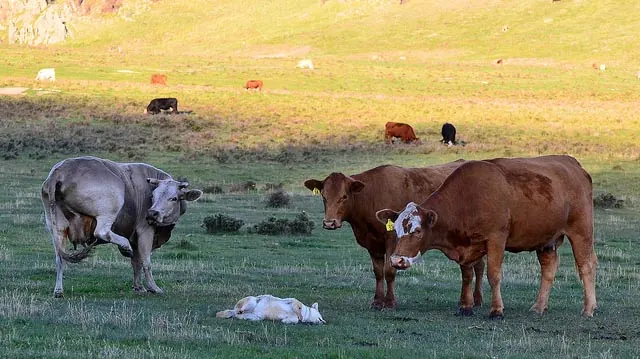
[1, 0, 640, 160]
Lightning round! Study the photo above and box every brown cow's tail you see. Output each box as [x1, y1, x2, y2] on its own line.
[44, 177, 95, 264]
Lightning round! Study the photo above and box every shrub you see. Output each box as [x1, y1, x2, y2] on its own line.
[593, 192, 624, 209]
[229, 181, 256, 193]
[266, 190, 291, 208]
[249, 212, 314, 236]
[202, 214, 244, 234]
[202, 184, 224, 194]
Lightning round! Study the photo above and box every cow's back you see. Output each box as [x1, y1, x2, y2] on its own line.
[348, 162, 464, 242]
[43, 156, 171, 235]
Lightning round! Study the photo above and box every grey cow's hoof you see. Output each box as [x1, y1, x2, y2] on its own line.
[118, 246, 133, 258]
[54, 292, 64, 298]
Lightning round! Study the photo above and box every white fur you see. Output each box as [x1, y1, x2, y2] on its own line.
[216, 295, 325, 324]
[35, 68, 56, 81]
[393, 202, 422, 237]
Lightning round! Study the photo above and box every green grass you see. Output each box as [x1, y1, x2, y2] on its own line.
[1, 0, 640, 357]
[1, 156, 640, 358]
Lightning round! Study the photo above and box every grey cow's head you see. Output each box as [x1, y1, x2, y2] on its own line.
[146, 178, 203, 226]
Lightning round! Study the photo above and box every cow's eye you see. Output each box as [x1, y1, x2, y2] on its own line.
[341, 195, 347, 200]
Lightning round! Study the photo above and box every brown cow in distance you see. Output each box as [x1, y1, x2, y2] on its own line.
[384, 122, 419, 144]
[151, 74, 167, 86]
[376, 155, 597, 318]
[304, 161, 485, 312]
[244, 80, 263, 91]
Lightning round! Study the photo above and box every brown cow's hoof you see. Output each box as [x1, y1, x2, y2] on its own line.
[370, 300, 385, 310]
[383, 300, 397, 310]
[489, 311, 504, 320]
[457, 307, 474, 316]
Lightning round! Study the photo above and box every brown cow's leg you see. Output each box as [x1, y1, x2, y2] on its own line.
[486, 238, 506, 319]
[473, 258, 485, 307]
[458, 264, 475, 316]
[566, 229, 597, 317]
[530, 246, 559, 314]
[370, 254, 386, 310]
[383, 259, 397, 309]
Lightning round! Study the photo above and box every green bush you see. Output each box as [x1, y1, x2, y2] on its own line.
[249, 212, 314, 236]
[266, 190, 291, 208]
[202, 214, 244, 234]
[594, 192, 624, 209]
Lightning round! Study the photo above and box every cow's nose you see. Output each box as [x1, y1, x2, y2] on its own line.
[146, 210, 160, 222]
[322, 219, 341, 230]
[390, 256, 410, 270]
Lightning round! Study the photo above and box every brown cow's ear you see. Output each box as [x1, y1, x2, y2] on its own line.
[425, 210, 438, 228]
[350, 180, 365, 193]
[375, 209, 399, 225]
[304, 179, 323, 192]
[183, 189, 203, 202]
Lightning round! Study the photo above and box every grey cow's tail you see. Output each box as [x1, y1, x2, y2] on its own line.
[44, 178, 96, 264]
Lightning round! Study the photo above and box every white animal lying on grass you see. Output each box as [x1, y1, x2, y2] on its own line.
[216, 295, 326, 324]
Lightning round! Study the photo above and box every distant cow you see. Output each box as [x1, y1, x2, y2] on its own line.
[145, 98, 178, 115]
[384, 122, 419, 144]
[245, 80, 263, 91]
[441, 123, 456, 146]
[296, 59, 314, 70]
[376, 155, 597, 318]
[151, 74, 167, 85]
[35, 68, 56, 82]
[41, 156, 202, 297]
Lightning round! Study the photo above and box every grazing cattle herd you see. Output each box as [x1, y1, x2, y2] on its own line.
[33, 59, 599, 325]
[41, 152, 598, 322]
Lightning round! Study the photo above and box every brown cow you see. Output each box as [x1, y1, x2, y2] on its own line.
[151, 74, 167, 86]
[304, 162, 485, 311]
[244, 80, 263, 91]
[384, 122, 419, 144]
[376, 155, 597, 318]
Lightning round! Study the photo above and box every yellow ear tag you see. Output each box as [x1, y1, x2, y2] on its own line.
[312, 188, 320, 195]
[385, 219, 394, 232]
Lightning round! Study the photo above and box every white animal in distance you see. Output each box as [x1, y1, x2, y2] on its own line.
[296, 59, 314, 70]
[216, 295, 326, 324]
[35, 68, 56, 81]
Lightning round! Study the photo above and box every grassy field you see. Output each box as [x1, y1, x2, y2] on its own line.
[1, 0, 640, 357]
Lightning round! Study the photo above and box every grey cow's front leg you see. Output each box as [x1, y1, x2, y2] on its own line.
[131, 249, 146, 292]
[137, 228, 163, 294]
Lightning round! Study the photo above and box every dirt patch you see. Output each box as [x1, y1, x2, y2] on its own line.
[0, 87, 28, 96]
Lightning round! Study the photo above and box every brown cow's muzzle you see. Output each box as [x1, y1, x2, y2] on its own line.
[390, 255, 412, 270]
[322, 219, 342, 230]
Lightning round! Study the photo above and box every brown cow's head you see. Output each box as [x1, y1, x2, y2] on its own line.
[146, 179, 202, 226]
[304, 173, 365, 230]
[376, 202, 433, 270]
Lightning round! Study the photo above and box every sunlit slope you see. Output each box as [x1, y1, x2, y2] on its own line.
[67, 0, 640, 64]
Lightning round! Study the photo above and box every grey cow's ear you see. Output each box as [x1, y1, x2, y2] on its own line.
[375, 209, 400, 225]
[182, 189, 202, 202]
[304, 179, 323, 192]
[147, 178, 160, 186]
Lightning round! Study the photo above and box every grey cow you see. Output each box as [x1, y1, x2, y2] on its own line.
[41, 156, 202, 298]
